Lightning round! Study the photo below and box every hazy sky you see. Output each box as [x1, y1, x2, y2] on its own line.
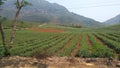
[46, 0, 120, 22]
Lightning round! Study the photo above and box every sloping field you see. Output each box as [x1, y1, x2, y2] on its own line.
[28, 28, 64, 33]
[0, 24, 120, 59]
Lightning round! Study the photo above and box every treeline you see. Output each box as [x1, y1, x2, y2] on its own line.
[60, 23, 82, 28]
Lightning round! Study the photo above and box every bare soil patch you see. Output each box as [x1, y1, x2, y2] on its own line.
[28, 28, 64, 33]
[0, 56, 120, 68]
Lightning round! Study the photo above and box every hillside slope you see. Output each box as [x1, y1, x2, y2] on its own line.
[0, 0, 103, 28]
[104, 14, 120, 25]
[105, 24, 120, 30]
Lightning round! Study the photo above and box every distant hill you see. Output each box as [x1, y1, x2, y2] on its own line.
[98, 24, 120, 32]
[105, 24, 120, 30]
[104, 14, 120, 25]
[0, 0, 103, 28]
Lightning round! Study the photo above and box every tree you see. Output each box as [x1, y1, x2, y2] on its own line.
[10, 0, 31, 48]
[0, 0, 3, 5]
[0, 17, 7, 49]
[0, 0, 9, 56]
[0, 0, 31, 56]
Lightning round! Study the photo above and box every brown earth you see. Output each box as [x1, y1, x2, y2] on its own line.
[56, 35, 76, 54]
[94, 35, 105, 45]
[0, 56, 120, 68]
[71, 35, 82, 57]
[28, 28, 64, 33]
[86, 35, 92, 46]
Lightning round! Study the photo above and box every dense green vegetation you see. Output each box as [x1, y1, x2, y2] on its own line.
[0, 22, 120, 59]
[2, 20, 40, 29]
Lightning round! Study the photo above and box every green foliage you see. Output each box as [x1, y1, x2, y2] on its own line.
[58, 35, 79, 56]
[47, 34, 73, 55]
[77, 34, 93, 58]
[89, 34, 114, 58]
[0, 23, 120, 58]
[95, 33, 120, 54]
[0, 45, 5, 57]
[2, 20, 39, 29]
[0, 0, 3, 5]
[14, 0, 31, 8]
[21, 1, 32, 7]
[10, 32, 64, 56]
[0, 16, 7, 22]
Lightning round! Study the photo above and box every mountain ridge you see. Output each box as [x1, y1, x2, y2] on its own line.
[0, 0, 103, 28]
[104, 14, 120, 25]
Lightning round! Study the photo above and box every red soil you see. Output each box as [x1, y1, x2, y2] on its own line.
[28, 28, 64, 33]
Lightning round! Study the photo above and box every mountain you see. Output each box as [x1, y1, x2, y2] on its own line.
[0, 0, 103, 28]
[100, 24, 120, 32]
[104, 14, 120, 25]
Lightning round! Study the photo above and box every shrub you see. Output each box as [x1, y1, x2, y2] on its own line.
[32, 51, 53, 59]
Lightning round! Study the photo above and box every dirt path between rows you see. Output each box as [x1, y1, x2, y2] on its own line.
[86, 35, 92, 46]
[71, 35, 82, 57]
[93, 34, 110, 47]
[56, 35, 76, 54]
[94, 35, 105, 45]
[45, 35, 68, 51]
